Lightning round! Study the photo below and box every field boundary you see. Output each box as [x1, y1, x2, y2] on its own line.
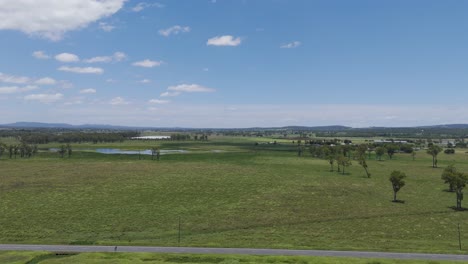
[0, 244, 467, 261]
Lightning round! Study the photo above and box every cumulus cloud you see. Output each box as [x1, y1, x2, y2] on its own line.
[58, 66, 104, 74]
[84, 52, 127, 63]
[160, 91, 181, 97]
[132, 59, 163, 68]
[32, 51, 50, 59]
[0, 72, 30, 84]
[139, 79, 151, 84]
[167, 84, 215, 93]
[207, 35, 242, 46]
[55, 53, 80, 62]
[99, 22, 115, 32]
[0, 85, 37, 94]
[131, 2, 164, 12]
[280, 41, 301, 49]
[79, 88, 96, 94]
[109, 96, 129, 105]
[24, 93, 63, 103]
[149, 99, 170, 104]
[35, 77, 56, 85]
[159, 25, 190, 37]
[0, 0, 125, 41]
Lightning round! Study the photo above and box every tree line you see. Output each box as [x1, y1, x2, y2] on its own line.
[0, 142, 38, 159]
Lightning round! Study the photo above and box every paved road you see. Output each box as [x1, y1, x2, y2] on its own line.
[0, 244, 467, 261]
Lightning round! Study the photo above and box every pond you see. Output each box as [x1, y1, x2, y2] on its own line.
[49, 148, 188, 155]
[95, 148, 188, 155]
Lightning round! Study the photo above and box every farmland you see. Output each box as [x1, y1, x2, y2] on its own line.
[1, 134, 468, 256]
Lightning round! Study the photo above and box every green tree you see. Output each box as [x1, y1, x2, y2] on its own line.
[356, 144, 368, 158]
[297, 145, 304, 157]
[427, 145, 442, 168]
[389, 170, 406, 202]
[13, 145, 19, 159]
[411, 150, 416, 161]
[375, 147, 386, 161]
[151, 147, 160, 161]
[58, 145, 66, 158]
[8, 145, 13, 159]
[322, 146, 335, 171]
[66, 143, 72, 158]
[338, 156, 351, 175]
[452, 172, 468, 210]
[386, 144, 397, 160]
[358, 156, 371, 178]
[0, 143, 6, 158]
[441, 165, 457, 192]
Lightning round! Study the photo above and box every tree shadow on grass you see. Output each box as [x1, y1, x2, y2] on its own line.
[449, 206, 468, 212]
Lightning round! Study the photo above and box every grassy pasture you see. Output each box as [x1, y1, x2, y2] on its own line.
[0, 251, 465, 264]
[1, 137, 468, 254]
[1, 251, 466, 264]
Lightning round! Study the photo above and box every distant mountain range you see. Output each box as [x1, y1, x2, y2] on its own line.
[0, 122, 142, 130]
[1, 122, 468, 130]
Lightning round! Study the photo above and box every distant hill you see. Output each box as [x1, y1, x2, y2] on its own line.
[280, 125, 352, 131]
[1, 122, 468, 131]
[1, 122, 75, 128]
[417, 124, 468, 129]
[0, 122, 139, 130]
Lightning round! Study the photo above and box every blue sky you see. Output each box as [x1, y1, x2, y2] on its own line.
[1, 0, 468, 128]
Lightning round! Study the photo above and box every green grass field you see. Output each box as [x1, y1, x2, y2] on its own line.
[1, 137, 468, 254]
[1, 251, 466, 264]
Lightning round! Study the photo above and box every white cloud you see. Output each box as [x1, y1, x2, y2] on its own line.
[159, 25, 190, 37]
[131, 2, 164, 12]
[139, 79, 151, 84]
[280, 41, 301, 49]
[32, 51, 50, 59]
[160, 91, 181, 97]
[0, 72, 30, 84]
[55, 53, 80, 62]
[0, 0, 125, 41]
[132, 59, 163, 68]
[58, 66, 103, 74]
[149, 99, 170, 104]
[79, 88, 96, 94]
[24, 93, 63, 103]
[0, 85, 37, 94]
[167, 84, 215, 93]
[99, 22, 115, 32]
[35, 77, 56, 85]
[84, 56, 112, 63]
[109, 96, 129, 105]
[113, 52, 126, 61]
[207, 35, 242, 46]
[84, 52, 126, 63]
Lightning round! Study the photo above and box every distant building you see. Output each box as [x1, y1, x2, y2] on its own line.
[131, 136, 171, 140]
[373, 140, 408, 144]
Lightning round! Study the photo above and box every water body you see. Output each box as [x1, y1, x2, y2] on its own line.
[95, 148, 187, 155]
[50, 148, 188, 155]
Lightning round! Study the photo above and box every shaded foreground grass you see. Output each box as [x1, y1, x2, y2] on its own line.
[1, 139, 468, 254]
[0, 251, 466, 264]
